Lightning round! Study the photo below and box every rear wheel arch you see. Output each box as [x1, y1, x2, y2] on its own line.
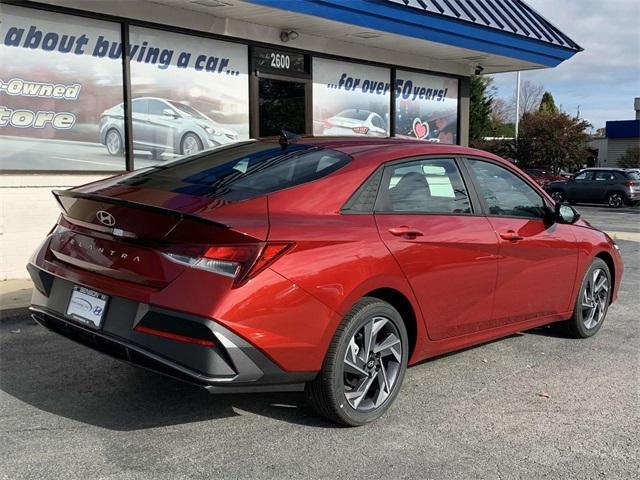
[363, 288, 417, 358]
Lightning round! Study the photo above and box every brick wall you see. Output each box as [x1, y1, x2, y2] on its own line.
[0, 174, 108, 280]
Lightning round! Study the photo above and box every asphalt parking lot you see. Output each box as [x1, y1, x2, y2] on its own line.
[1, 206, 638, 480]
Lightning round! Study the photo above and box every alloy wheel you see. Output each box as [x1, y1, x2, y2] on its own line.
[106, 130, 121, 155]
[182, 135, 201, 155]
[607, 193, 623, 208]
[581, 268, 608, 330]
[343, 316, 402, 411]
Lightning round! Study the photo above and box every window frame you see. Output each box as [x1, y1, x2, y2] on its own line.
[460, 156, 554, 221]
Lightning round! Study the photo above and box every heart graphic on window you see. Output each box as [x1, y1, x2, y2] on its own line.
[412, 118, 429, 139]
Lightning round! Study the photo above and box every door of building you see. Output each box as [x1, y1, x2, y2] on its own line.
[250, 47, 311, 137]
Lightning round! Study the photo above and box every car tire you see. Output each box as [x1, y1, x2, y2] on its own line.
[306, 297, 408, 426]
[180, 133, 203, 156]
[105, 129, 123, 156]
[558, 258, 611, 338]
[550, 190, 565, 203]
[606, 192, 625, 208]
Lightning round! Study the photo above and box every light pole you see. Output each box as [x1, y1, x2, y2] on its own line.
[514, 71, 521, 141]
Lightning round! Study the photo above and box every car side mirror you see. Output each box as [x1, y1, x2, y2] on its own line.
[162, 108, 178, 118]
[555, 202, 580, 224]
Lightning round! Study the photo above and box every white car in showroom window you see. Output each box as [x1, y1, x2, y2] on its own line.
[99, 97, 239, 160]
[322, 109, 387, 137]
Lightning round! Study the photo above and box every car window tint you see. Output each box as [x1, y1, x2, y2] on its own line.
[594, 171, 615, 181]
[467, 159, 547, 219]
[147, 100, 168, 116]
[574, 171, 592, 181]
[131, 99, 148, 113]
[118, 142, 351, 202]
[380, 158, 471, 214]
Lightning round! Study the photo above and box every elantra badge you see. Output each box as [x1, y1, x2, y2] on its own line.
[96, 210, 116, 227]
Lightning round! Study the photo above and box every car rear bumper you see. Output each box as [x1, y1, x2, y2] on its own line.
[28, 264, 315, 393]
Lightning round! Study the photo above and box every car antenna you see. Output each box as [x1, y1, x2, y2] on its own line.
[279, 130, 299, 147]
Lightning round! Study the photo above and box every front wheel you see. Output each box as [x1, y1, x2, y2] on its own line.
[306, 297, 408, 426]
[180, 133, 203, 156]
[558, 258, 611, 338]
[607, 192, 624, 208]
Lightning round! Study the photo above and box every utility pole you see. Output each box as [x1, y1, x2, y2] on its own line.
[514, 71, 521, 141]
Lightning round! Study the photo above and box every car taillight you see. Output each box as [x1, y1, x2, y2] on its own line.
[352, 126, 369, 134]
[163, 242, 293, 285]
[624, 181, 638, 187]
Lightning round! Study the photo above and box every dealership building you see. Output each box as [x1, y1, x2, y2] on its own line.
[0, 0, 580, 279]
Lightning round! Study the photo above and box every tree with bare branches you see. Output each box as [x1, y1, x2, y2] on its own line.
[509, 80, 544, 120]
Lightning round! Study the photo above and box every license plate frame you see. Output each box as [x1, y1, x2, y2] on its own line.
[66, 285, 109, 329]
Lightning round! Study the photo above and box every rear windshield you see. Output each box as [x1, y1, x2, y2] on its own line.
[625, 171, 640, 180]
[337, 109, 370, 121]
[119, 142, 351, 201]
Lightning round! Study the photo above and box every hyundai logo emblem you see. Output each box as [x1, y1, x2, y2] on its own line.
[96, 210, 116, 227]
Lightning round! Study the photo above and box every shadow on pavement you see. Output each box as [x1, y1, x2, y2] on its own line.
[0, 313, 334, 431]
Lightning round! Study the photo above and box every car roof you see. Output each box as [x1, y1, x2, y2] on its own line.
[580, 167, 628, 172]
[259, 136, 499, 160]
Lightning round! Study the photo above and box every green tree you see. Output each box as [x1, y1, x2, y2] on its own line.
[469, 75, 494, 146]
[515, 111, 591, 173]
[618, 145, 640, 168]
[539, 91, 559, 115]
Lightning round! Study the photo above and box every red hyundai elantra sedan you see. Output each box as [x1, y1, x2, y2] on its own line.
[28, 137, 623, 425]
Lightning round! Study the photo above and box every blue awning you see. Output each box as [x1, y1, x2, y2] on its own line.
[246, 0, 581, 68]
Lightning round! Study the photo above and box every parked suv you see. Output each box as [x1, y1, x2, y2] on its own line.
[546, 168, 640, 207]
[99, 97, 239, 160]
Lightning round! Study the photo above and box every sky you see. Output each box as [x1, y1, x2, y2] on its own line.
[491, 0, 640, 131]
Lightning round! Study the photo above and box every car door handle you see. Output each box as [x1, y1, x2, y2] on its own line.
[499, 231, 523, 241]
[388, 226, 424, 238]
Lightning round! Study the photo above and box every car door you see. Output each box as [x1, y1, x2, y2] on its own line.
[146, 99, 177, 150]
[374, 157, 499, 340]
[566, 170, 595, 202]
[130, 99, 153, 148]
[465, 158, 579, 325]
[592, 171, 617, 202]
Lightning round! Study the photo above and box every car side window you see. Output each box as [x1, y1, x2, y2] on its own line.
[148, 100, 169, 116]
[131, 99, 148, 113]
[467, 159, 547, 219]
[574, 171, 593, 181]
[377, 158, 471, 214]
[594, 171, 615, 181]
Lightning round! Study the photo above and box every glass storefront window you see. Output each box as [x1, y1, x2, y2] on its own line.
[0, 4, 126, 171]
[395, 70, 459, 144]
[128, 27, 249, 168]
[313, 58, 390, 138]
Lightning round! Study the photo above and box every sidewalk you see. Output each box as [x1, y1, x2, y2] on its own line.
[0, 279, 33, 314]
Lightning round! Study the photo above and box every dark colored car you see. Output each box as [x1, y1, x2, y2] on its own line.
[546, 168, 640, 207]
[523, 168, 565, 187]
[28, 138, 623, 426]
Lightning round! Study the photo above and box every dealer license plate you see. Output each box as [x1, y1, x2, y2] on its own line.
[66, 286, 108, 329]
